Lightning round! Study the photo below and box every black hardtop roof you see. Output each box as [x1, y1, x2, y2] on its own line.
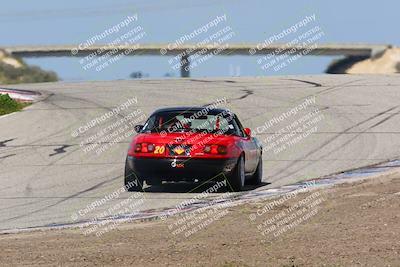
[151, 106, 232, 115]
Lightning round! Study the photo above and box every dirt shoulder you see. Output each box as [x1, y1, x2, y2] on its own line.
[1, 172, 399, 267]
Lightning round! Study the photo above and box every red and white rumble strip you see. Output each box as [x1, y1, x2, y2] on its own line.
[0, 88, 41, 102]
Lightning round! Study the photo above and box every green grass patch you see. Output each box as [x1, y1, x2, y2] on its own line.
[0, 94, 31, 116]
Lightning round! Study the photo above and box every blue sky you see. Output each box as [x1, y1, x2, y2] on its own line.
[0, 0, 397, 80]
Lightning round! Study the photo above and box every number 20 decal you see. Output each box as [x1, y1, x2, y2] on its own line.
[154, 145, 165, 154]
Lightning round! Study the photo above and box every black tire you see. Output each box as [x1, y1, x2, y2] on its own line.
[124, 158, 143, 192]
[227, 155, 245, 192]
[247, 157, 263, 185]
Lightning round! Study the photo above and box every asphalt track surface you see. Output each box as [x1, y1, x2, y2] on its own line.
[1, 74, 400, 231]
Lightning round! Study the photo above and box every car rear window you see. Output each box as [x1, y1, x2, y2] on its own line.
[141, 110, 238, 135]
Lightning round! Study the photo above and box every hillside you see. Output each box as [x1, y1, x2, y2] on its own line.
[326, 48, 400, 74]
[0, 49, 58, 84]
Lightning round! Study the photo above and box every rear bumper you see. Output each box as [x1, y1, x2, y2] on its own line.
[126, 156, 237, 181]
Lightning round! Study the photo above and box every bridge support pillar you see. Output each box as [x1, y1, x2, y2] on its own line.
[180, 54, 190, 78]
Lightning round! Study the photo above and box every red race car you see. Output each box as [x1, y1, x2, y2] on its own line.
[125, 107, 263, 191]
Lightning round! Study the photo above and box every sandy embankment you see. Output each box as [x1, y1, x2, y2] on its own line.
[347, 48, 400, 74]
[0, 172, 399, 266]
[0, 49, 23, 68]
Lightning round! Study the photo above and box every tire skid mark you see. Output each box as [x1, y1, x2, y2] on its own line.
[269, 106, 400, 181]
[203, 87, 254, 107]
[287, 79, 322, 87]
[0, 173, 122, 224]
[0, 139, 14, 147]
[2, 93, 127, 201]
[298, 79, 363, 101]
[189, 79, 236, 84]
[0, 95, 75, 161]
[2, 91, 132, 159]
[0, 154, 15, 160]
[49, 145, 71, 157]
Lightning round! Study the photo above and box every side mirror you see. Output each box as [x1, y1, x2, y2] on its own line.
[134, 125, 144, 133]
[244, 128, 251, 137]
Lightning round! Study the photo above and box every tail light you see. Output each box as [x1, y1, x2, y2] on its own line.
[204, 144, 227, 155]
[134, 143, 142, 152]
[134, 143, 157, 153]
[147, 144, 155, 152]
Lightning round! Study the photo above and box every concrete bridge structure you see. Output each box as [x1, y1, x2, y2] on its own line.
[3, 43, 390, 77]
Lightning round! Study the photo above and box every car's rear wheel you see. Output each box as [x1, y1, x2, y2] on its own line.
[228, 155, 245, 191]
[247, 157, 263, 185]
[124, 158, 143, 192]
